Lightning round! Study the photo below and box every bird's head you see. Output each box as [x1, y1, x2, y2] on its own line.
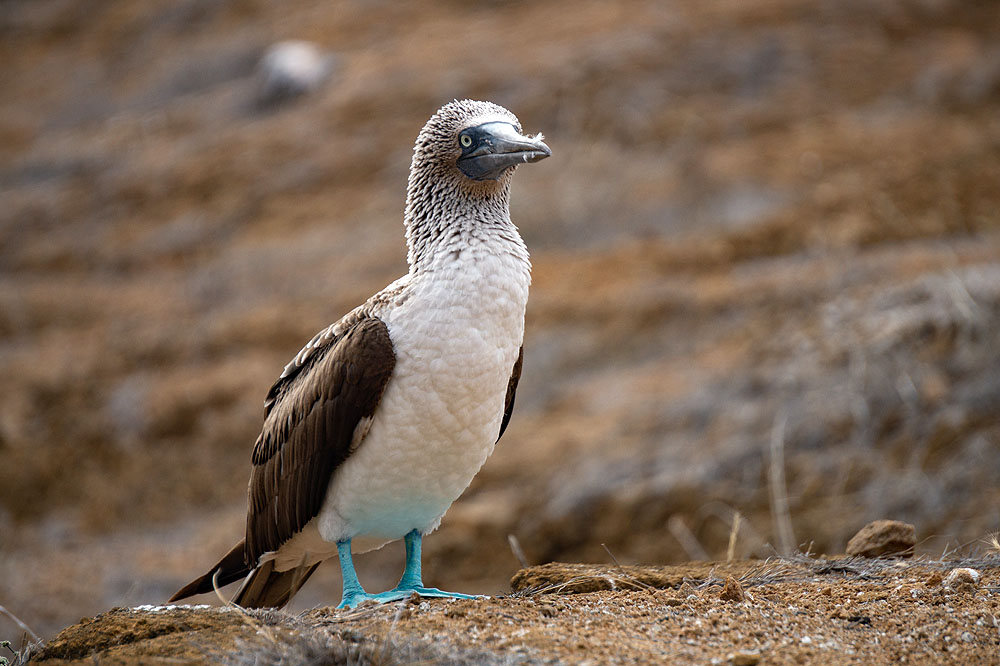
[410, 99, 551, 192]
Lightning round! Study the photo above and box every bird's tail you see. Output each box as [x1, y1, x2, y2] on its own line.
[169, 540, 250, 603]
[230, 559, 320, 609]
[169, 539, 319, 609]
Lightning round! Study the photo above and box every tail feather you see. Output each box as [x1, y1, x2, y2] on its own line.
[170, 539, 320, 609]
[168, 540, 250, 603]
[231, 559, 320, 609]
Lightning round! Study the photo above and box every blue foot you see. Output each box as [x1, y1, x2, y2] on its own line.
[389, 585, 479, 601]
[337, 586, 479, 609]
[411, 587, 477, 600]
[336, 590, 374, 609]
[385, 531, 480, 602]
[335, 531, 481, 609]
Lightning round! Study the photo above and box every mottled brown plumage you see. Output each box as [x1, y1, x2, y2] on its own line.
[246, 315, 395, 565]
[169, 315, 395, 604]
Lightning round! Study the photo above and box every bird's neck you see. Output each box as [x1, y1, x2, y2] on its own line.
[403, 176, 527, 274]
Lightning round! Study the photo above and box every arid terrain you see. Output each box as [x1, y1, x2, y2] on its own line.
[2, 0, 1000, 663]
[20, 557, 1000, 665]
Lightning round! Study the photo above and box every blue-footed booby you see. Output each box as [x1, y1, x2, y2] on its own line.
[170, 100, 550, 609]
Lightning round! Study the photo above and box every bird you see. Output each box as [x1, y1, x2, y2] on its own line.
[169, 99, 550, 609]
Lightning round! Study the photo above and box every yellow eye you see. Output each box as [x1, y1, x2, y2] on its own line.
[460, 134, 472, 148]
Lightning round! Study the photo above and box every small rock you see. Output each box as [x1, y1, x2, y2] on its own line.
[256, 40, 335, 107]
[925, 571, 943, 587]
[728, 650, 761, 665]
[720, 576, 745, 603]
[943, 567, 980, 591]
[846, 520, 916, 558]
[538, 604, 557, 618]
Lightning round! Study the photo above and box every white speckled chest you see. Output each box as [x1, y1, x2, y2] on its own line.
[316, 241, 530, 552]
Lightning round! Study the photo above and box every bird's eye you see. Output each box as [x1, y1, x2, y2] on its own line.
[459, 134, 473, 148]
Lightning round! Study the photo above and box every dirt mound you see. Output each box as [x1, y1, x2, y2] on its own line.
[20, 557, 1000, 665]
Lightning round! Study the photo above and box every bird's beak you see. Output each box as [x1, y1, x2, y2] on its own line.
[458, 122, 551, 181]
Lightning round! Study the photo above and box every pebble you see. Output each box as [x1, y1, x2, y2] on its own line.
[943, 568, 981, 591]
[846, 520, 916, 558]
[720, 576, 745, 603]
[538, 604, 557, 618]
[256, 40, 335, 106]
[728, 651, 761, 665]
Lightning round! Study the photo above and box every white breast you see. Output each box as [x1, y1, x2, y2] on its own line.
[310, 244, 530, 554]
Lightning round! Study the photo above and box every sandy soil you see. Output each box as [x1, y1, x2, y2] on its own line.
[2, 0, 1000, 660]
[21, 557, 1000, 665]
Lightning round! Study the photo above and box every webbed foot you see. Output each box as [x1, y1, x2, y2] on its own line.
[337, 586, 479, 609]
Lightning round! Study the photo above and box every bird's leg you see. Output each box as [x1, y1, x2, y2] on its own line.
[385, 529, 478, 600]
[395, 528, 425, 589]
[337, 531, 479, 608]
[335, 538, 370, 609]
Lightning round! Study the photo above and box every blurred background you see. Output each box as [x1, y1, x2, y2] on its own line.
[3, 0, 1000, 642]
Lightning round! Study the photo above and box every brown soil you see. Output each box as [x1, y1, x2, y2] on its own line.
[22, 558, 1000, 665]
[3, 0, 1000, 662]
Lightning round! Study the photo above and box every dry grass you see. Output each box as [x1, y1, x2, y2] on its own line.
[767, 413, 795, 557]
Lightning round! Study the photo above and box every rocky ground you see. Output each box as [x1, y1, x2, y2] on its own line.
[19, 557, 1000, 665]
[3, 0, 1000, 662]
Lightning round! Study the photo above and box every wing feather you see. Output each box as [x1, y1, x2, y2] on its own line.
[244, 314, 395, 565]
[497, 346, 523, 443]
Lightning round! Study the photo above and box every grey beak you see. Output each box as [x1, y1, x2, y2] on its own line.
[458, 122, 551, 181]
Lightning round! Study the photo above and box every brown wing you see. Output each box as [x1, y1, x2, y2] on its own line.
[244, 315, 395, 565]
[497, 346, 523, 443]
